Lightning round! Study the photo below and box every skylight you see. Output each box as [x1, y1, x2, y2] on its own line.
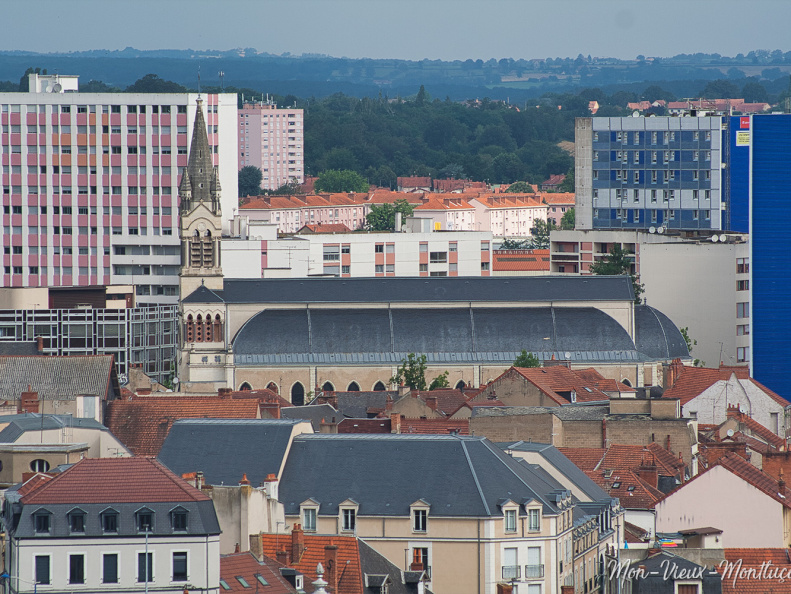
[236, 576, 251, 588]
[255, 574, 269, 586]
[219, 579, 230, 590]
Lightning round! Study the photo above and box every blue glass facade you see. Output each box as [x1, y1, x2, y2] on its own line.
[728, 116, 750, 233]
[750, 114, 791, 397]
[588, 118, 725, 231]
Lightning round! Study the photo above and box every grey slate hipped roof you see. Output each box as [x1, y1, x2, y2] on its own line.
[0, 414, 109, 443]
[279, 434, 571, 518]
[183, 275, 635, 305]
[157, 419, 306, 486]
[0, 355, 117, 400]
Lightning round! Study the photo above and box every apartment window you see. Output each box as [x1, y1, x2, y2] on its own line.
[173, 552, 188, 582]
[693, 190, 699, 200]
[69, 510, 86, 533]
[693, 151, 699, 161]
[138, 552, 153, 582]
[341, 245, 350, 254]
[102, 554, 119, 584]
[737, 280, 749, 291]
[102, 510, 119, 533]
[737, 347, 750, 363]
[34, 511, 51, 533]
[737, 258, 749, 274]
[412, 548, 429, 573]
[651, 171, 658, 184]
[303, 508, 317, 532]
[481, 261, 490, 271]
[633, 189, 639, 202]
[342, 508, 356, 531]
[375, 264, 384, 273]
[374, 244, 384, 253]
[481, 241, 490, 251]
[419, 264, 428, 272]
[35, 556, 51, 585]
[341, 265, 350, 274]
[737, 324, 750, 336]
[413, 509, 427, 532]
[505, 509, 517, 533]
[528, 508, 540, 531]
[651, 189, 657, 203]
[737, 302, 750, 319]
[386, 264, 395, 273]
[69, 554, 85, 584]
[429, 251, 447, 263]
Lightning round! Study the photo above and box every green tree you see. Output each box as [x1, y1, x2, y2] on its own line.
[514, 350, 541, 368]
[699, 79, 741, 99]
[415, 85, 429, 106]
[588, 245, 645, 304]
[366, 198, 414, 231]
[505, 181, 533, 193]
[314, 169, 369, 193]
[429, 371, 450, 390]
[270, 178, 302, 195]
[125, 74, 188, 93]
[500, 238, 530, 249]
[560, 208, 575, 230]
[391, 353, 428, 390]
[238, 166, 263, 198]
[530, 219, 557, 249]
[741, 80, 769, 103]
[81, 79, 120, 93]
[680, 327, 704, 367]
[559, 168, 574, 192]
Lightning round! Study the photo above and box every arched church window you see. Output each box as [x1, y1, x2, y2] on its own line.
[291, 382, 305, 406]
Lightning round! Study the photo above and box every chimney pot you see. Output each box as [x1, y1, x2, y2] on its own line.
[291, 524, 305, 564]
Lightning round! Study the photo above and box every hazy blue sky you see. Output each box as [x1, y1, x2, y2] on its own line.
[4, 0, 790, 61]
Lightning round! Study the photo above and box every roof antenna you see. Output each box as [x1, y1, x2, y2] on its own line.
[197, 64, 201, 98]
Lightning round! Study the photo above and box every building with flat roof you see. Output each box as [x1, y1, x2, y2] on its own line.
[238, 101, 304, 191]
[0, 76, 238, 305]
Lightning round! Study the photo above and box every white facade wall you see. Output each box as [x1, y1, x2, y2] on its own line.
[469, 199, 547, 237]
[0, 91, 237, 305]
[11, 534, 220, 593]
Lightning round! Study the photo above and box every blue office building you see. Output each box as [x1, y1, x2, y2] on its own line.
[576, 117, 729, 232]
[748, 114, 791, 397]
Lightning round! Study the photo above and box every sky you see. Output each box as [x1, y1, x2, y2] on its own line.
[3, 0, 790, 62]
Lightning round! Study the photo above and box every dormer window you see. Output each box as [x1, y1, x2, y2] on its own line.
[413, 509, 427, 532]
[68, 509, 86, 533]
[34, 510, 51, 534]
[136, 508, 154, 532]
[171, 507, 188, 532]
[101, 509, 119, 533]
[528, 508, 541, 532]
[342, 508, 356, 532]
[505, 509, 517, 533]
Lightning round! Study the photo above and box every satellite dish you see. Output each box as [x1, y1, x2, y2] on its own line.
[632, 111, 640, 117]
[649, 226, 656, 234]
[52, 83, 62, 93]
[565, 352, 572, 360]
[719, 234, 728, 243]
[118, 373, 129, 387]
[739, 404, 747, 414]
[657, 226, 665, 234]
[727, 429, 734, 437]
[710, 235, 719, 242]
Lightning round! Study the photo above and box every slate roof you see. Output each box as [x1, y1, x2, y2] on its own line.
[279, 434, 570, 518]
[0, 355, 117, 400]
[500, 441, 612, 502]
[0, 342, 39, 356]
[185, 275, 636, 304]
[0, 413, 110, 443]
[105, 396, 262, 456]
[633, 306, 690, 360]
[220, 552, 296, 594]
[157, 419, 309, 486]
[232, 305, 678, 366]
[631, 551, 721, 592]
[281, 404, 341, 430]
[8, 457, 219, 538]
[313, 392, 394, 419]
[472, 404, 610, 422]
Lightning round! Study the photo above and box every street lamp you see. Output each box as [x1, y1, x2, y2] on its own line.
[0, 572, 37, 594]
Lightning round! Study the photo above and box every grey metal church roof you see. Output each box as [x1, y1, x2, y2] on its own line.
[232, 305, 687, 365]
[183, 275, 635, 304]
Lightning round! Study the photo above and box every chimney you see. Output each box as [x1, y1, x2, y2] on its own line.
[264, 473, 278, 500]
[276, 549, 288, 565]
[196, 471, 204, 490]
[136, 387, 152, 396]
[19, 386, 39, 414]
[234, 543, 241, 554]
[391, 412, 402, 434]
[779, 468, 786, 491]
[561, 587, 574, 594]
[601, 418, 607, 448]
[398, 384, 410, 398]
[385, 395, 393, 411]
[324, 545, 339, 592]
[291, 524, 305, 564]
[36, 336, 44, 352]
[425, 396, 438, 412]
[666, 435, 671, 451]
[239, 473, 251, 486]
[410, 561, 424, 572]
[637, 454, 659, 489]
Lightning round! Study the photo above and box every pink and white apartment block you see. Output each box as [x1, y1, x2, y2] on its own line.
[469, 194, 548, 236]
[0, 81, 238, 304]
[238, 101, 304, 191]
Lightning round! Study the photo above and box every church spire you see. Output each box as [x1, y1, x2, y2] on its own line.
[179, 98, 219, 215]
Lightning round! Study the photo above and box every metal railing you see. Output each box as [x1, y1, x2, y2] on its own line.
[502, 566, 521, 580]
[525, 564, 545, 579]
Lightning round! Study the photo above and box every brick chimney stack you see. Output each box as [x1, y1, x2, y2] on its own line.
[425, 396, 438, 412]
[276, 549, 288, 565]
[324, 545, 339, 592]
[19, 386, 39, 414]
[291, 524, 305, 564]
[637, 453, 659, 489]
[390, 413, 402, 434]
[36, 336, 44, 352]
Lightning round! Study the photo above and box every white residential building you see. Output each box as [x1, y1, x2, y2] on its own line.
[469, 194, 547, 236]
[238, 101, 304, 190]
[224, 216, 494, 278]
[2, 457, 221, 594]
[0, 76, 238, 304]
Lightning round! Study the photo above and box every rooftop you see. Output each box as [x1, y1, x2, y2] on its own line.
[0, 355, 117, 400]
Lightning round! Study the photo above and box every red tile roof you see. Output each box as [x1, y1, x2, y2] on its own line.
[21, 457, 209, 504]
[586, 469, 664, 510]
[559, 447, 606, 471]
[510, 366, 627, 403]
[414, 196, 474, 211]
[542, 174, 566, 187]
[297, 224, 353, 234]
[492, 249, 550, 272]
[412, 389, 471, 417]
[220, 552, 296, 594]
[539, 192, 575, 205]
[719, 549, 791, 593]
[398, 417, 469, 435]
[560, 443, 684, 477]
[472, 194, 543, 209]
[662, 364, 757, 405]
[725, 408, 786, 450]
[259, 531, 363, 594]
[106, 395, 262, 456]
[397, 177, 432, 188]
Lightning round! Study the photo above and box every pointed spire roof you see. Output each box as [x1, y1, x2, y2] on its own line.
[180, 98, 219, 214]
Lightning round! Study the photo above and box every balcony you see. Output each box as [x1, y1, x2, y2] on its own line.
[502, 566, 521, 580]
[525, 564, 545, 579]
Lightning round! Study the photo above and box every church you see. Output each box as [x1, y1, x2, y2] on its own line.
[177, 101, 690, 402]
